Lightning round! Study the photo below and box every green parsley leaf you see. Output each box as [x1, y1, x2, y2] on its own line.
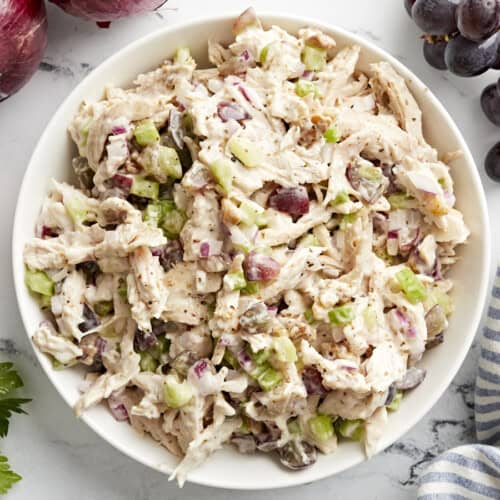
[0, 363, 24, 397]
[0, 455, 22, 494]
[0, 399, 31, 439]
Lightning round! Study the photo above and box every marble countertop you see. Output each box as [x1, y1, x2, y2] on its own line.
[0, 0, 498, 498]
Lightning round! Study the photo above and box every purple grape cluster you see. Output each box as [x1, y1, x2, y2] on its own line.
[405, 0, 500, 181]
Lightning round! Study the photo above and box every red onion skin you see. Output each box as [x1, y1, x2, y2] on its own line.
[0, 0, 48, 101]
[49, 0, 168, 23]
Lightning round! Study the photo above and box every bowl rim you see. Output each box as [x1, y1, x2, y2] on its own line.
[12, 10, 491, 490]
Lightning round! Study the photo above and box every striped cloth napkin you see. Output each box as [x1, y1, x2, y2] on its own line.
[417, 269, 500, 499]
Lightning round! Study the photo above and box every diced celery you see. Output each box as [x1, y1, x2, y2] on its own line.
[228, 137, 263, 168]
[287, 418, 302, 436]
[308, 415, 334, 442]
[358, 163, 382, 181]
[66, 198, 91, 224]
[94, 301, 114, 317]
[38, 294, 52, 309]
[239, 416, 251, 434]
[163, 374, 194, 408]
[144, 202, 163, 227]
[259, 44, 270, 64]
[298, 233, 320, 247]
[438, 177, 446, 188]
[158, 145, 182, 179]
[328, 304, 355, 325]
[273, 337, 297, 363]
[148, 336, 170, 361]
[174, 47, 193, 65]
[340, 212, 358, 231]
[335, 418, 364, 441]
[241, 281, 259, 295]
[240, 200, 266, 227]
[140, 352, 158, 372]
[295, 80, 318, 98]
[425, 289, 453, 316]
[363, 306, 378, 329]
[134, 120, 160, 146]
[324, 126, 340, 143]
[252, 349, 271, 365]
[256, 366, 283, 391]
[118, 279, 128, 301]
[224, 271, 247, 291]
[387, 193, 415, 209]
[80, 118, 92, 148]
[302, 44, 327, 71]
[210, 158, 233, 194]
[331, 191, 349, 206]
[387, 391, 403, 412]
[303, 308, 315, 324]
[130, 177, 159, 200]
[223, 348, 239, 369]
[396, 268, 427, 304]
[25, 269, 54, 297]
[161, 208, 186, 239]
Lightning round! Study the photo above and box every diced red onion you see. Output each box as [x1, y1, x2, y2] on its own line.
[217, 101, 251, 123]
[268, 186, 310, 216]
[200, 242, 210, 258]
[134, 329, 157, 352]
[95, 336, 107, 355]
[241, 49, 250, 61]
[111, 125, 127, 135]
[111, 174, 133, 193]
[243, 252, 281, 281]
[41, 225, 58, 238]
[267, 306, 278, 316]
[387, 230, 399, 239]
[193, 359, 208, 379]
[237, 349, 253, 370]
[188, 359, 221, 396]
[238, 84, 252, 103]
[151, 246, 163, 257]
[389, 309, 416, 339]
[302, 70, 314, 80]
[108, 394, 129, 422]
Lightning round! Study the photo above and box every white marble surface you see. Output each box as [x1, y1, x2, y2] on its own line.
[0, 0, 498, 498]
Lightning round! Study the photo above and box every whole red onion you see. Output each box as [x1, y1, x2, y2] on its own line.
[0, 0, 48, 102]
[49, 0, 168, 24]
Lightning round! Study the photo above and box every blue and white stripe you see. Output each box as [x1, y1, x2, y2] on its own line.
[417, 269, 500, 499]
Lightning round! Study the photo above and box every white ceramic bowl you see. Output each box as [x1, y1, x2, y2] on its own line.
[12, 12, 491, 490]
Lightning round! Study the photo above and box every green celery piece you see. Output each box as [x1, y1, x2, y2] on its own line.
[328, 304, 355, 326]
[252, 349, 271, 366]
[94, 301, 114, 317]
[396, 268, 427, 304]
[340, 212, 357, 231]
[241, 281, 259, 295]
[358, 163, 382, 181]
[38, 294, 52, 309]
[140, 352, 158, 372]
[144, 202, 163, 226]
[130, 177, 159, 200]
[287, 418, 302, 436]
[210, 159, 233, 194]
[148, 337, 170, 361]
[295, 80, 318, 98]
[308, 415, 334, 442]
[134, 120, 160, 147]
[256, 366, 282, 391]
[25, 269, 54, 297]
[273, 337, 297, 363]
[158, 145, 182, 179]
[224, 271, 247, 291]
[363, 306, 378, 329]
[335, 418, 365, 440]
[259, 44, 270, 64]
[387, 193, 415, 209]
[65, 198, 91, 225]
[174, 47, 193, 65]
[163, 375, 194, 408]
[303, 308, 315, 324]
[228, 137, 263, 168]
[298, 233, 320, 247]
[223, 349, 239, 369]
[387, 391, 403, 412]
[331, 191, 349, 206]
[302, 44, 327, 71]
[324, 126, 340, 143]
[161, 209, 186, 239]
[118, 279, 128, 301]
[239, 200, 265, 227]
[426, 289, 453, 316]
